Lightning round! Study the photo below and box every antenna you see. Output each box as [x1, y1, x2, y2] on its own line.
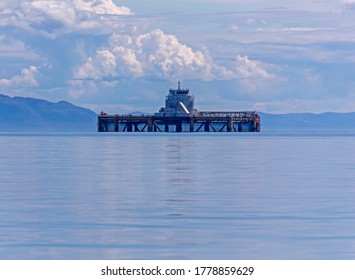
[178, 81, 181, 90]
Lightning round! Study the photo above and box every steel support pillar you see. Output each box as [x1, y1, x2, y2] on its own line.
[148, 117, 153, 132]
[176, 122, 182, 132]
[127, 123, 133, 132]
[190, 118, 195, 132]
[227, 117, 233, 132]
[114, 119, 119, 132]
[204, 121, 210, 132]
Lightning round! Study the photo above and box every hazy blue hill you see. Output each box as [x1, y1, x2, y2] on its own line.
[0, 94, 97, 132]
[259, 112, 355, 131]
[2, 93, 355, 132]
[130, 111, 150, 116]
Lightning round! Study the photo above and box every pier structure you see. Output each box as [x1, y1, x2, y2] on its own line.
[98, 112, 260, 133]
[98, 83, 261, 133]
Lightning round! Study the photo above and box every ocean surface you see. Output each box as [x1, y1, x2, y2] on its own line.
[0, 131, 355, 260]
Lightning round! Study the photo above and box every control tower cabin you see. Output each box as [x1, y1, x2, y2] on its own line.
[155, 82, 196, 117]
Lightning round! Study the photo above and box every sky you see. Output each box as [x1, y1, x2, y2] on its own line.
[1, 0, 355, 114]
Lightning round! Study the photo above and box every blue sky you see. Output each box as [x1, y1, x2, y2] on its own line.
[1, 0, 355, 113]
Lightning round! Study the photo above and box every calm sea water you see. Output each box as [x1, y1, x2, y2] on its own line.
[0, 132, 355, 260]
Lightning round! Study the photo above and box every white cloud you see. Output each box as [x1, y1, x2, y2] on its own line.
[16, 1, 77, 28]
[233, 54, 274, 92]
[74, 29, 273, 82]
[75, 0, 132, 15]
[76, 50, 117, 80]
[75, 29, 220, 80]
[3, 0, 132, 35]
[235, 54, 270, 79]
[0, 66, 38, 88]
[135, 29, 217, 80]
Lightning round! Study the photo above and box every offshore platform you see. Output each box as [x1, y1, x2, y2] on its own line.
[98, 82, 261, 133]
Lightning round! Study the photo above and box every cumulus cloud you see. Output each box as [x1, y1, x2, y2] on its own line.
[74, 29, 275, 87]
[75, 0, 132, 15]
[135, 30, 214, 79]
[235, 55, 271, 79]
[0, 66, 38, 88]
[76, 50, 117, 80]
[75, 29, 240, 81]
[4, 0, 132, 35]
[1, 1, 275, 97]
[234, 55, 273, 92]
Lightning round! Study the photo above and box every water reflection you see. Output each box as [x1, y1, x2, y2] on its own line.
[1, 133, 355, 259]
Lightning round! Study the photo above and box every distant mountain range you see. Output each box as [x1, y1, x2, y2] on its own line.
[1, 93, 355, 132]
[0, 94, 97, 132]
[259, 112, 355, 131]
